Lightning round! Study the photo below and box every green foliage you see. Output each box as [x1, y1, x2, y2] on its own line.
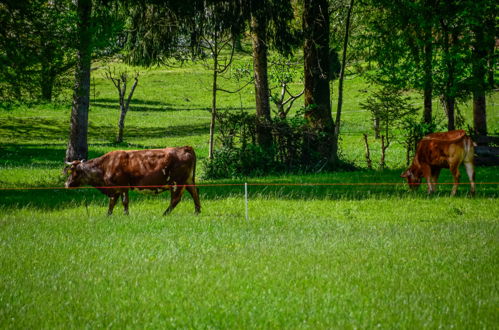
[0, 0, 125, 102]
[0, 0, 77, 101]
[203, 108, 354, 179]
[361, 86, 418, 141]
[400, 117, 441, 166]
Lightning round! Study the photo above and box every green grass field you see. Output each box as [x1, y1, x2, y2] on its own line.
[0, 55, 498, 328]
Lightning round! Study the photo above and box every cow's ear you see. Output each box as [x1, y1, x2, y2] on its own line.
[401, 170, 410, 178]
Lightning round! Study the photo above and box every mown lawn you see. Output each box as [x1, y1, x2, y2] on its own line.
[0, 55, 498, 328]
[0, 191, 498, 328]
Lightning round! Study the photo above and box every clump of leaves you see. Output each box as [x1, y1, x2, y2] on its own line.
[361, 87, 418, 168]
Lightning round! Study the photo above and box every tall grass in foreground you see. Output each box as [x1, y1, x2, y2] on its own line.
[0, 196, 497, 328]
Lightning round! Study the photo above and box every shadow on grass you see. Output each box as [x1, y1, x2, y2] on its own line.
[1, 168, 497, 212]
[0, 117, 210, 143]
[92, 98, 252, 112]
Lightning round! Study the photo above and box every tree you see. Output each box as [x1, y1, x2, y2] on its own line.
[303, 0, 335, 166]
[0, 0, 121, 102]
[243, 0, 298, 150]
[0, 0, 77, 101]
[250, 6, 273, 149]
[465, 0, 496, 136]
[125, 1, 243, 159]
[198, 15, 236, 160]
[364, 0, 439, 125]
[66, 0, 93, 162]
[360, 87, 417, 169]
[333, 0, 355, 160]
[268, 54, 304, 120]
[190, 1, 243, 159]
[103, 67, 139, 143]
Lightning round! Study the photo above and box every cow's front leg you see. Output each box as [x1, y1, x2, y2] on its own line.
[121, 191, 129, 215]
[108, 195, 118, 215]
[421, 165, 434, 194]
[163, 186, 185, 215]
[430, 167, 441, 193]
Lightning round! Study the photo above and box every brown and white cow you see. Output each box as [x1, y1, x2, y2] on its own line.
[65, 146, 201, 215]
[401, 130, 476, 196]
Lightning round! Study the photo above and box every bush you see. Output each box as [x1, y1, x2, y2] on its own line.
[203, 110, 354, 179]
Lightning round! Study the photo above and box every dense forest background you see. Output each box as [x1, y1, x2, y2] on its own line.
[0, 0, 496, 176]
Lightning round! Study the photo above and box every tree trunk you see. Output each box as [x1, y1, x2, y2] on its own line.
[251, 13, 272, 150]
[472, 28, 488, 136]
[444, 97, 455, 131]
[303, 0, 334, 166]
[208, 38, 218, 160]
[40, 70, 55, 101]
[117, 104, 126, 143]
[333, 0, 354, 164]
[40, 42, 55, 101]
[422, 28, 433, 125]
[363, 133, 372, 170]
[440, 21, 454, 131]
[66, 0, 92, 162]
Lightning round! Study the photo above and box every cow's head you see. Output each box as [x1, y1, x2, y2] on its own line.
[64, 160, 86, 188]
[400, 167, 422, 190]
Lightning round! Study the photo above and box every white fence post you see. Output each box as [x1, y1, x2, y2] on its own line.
[245, 182, 248, 221]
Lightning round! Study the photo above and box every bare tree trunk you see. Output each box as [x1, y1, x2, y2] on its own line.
[208, 37, 218, 160]
[116, 75, 138, 143]
[333, 0, 354, 160]
[373, 116, 380, 139]
[303, 0, 334, 166]
[66, 0, 92, 162]
[117, 105, 126, 143]
[441, 22, 456, 131]
[444, 97, 455, 131]
[472, 28, 488, 136]
[40, 70, 55, 101]
[422, 29, 433, 125]
[363, 133, 372, 170]
[380, 135, 387, 169]
[251, 13, 272, 149]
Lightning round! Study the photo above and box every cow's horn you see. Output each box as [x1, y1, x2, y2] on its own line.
[65, 161, 72, 166]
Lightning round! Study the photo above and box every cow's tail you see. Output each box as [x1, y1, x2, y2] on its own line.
[192, 151, 197, 185]
[186, 146, 196, 185]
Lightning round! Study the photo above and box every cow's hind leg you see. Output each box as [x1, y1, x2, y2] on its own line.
[108, 195, 118, 215]
[121, 190, 129, 215]
[163, 186, 185, 215]
[186, 185, 201, 214]
[450, 165, 461, 196]
[464, 162, 476, 196]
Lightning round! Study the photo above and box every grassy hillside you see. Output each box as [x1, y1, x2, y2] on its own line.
[0, 54, 498, 328]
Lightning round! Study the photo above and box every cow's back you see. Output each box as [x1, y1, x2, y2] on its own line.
[415, 131, 473, 168]
[96, 147, 196, 187]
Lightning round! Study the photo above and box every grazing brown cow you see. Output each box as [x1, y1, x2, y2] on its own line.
[401, 130, 476, 196]
[65, 146, 201, 215]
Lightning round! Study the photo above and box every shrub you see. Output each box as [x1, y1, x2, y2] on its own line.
[203, 109, 355, 179]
